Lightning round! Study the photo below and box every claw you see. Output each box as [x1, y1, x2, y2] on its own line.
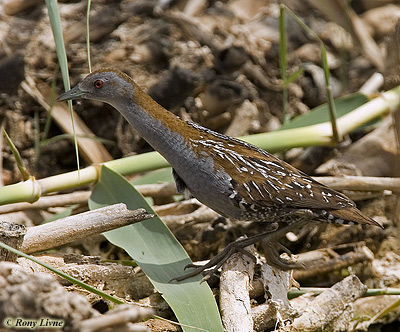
[200, 274, 212, 283]
[184, 263, 201, 270]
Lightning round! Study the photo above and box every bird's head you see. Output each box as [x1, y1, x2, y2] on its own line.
[57, 69, 134, 106]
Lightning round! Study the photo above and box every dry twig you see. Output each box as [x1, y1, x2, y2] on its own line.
[21, 204, 152, 254]
[220, 243, 256, 332]
[285, 275, 367, 331]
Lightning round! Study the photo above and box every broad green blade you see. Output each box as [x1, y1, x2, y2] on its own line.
[279, 93, 369, 130]
[89, 166, 223, 332]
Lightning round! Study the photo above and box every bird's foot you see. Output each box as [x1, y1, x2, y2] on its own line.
[170, 220, 306, 282]
[260, 219, 308, 270]
[262, 240, 304, 270]
[170, 234, 264, 282]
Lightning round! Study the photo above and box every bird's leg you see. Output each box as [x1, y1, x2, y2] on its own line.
[170, 232, 270, 282]
[171, 218, 308, 282]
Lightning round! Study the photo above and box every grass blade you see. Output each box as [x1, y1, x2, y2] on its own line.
[86, 0, 92, 73]
[89, 166, 223, 332]
[45, 0, 80, 173]
[3, 129, 30, 181]
[279, 5, 289, 124]
[279, 93, 369, 130]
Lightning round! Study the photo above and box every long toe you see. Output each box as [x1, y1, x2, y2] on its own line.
[184, 263, 203, 269]
[236, 247, 257, 263]
[265, 254, 304, 270]
[275, 242, 292, 256]
[172, 222, 307, 282]
[170, 268, 204, 282]
[262, 240, 304, 270]
[172, 237, 256, 282]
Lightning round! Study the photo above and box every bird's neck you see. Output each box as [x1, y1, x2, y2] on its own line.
[111, 81, 197, 166]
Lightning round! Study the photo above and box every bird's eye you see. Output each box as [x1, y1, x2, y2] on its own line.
[94, 80, 103, 89]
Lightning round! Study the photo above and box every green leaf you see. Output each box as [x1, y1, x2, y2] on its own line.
[89, 166, 223, 332]
[131, 167, 174, 185]
[41, 205, 76, 224]
[279, 93, 369, 130]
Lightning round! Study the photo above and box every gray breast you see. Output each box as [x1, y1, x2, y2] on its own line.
[172, 153, 244, 219]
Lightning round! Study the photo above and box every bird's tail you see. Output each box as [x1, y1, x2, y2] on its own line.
[329, 207, 383, 228]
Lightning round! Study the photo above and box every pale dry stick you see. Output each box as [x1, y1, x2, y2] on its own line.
[136, 182, 178, 197]
[252, 303, 278, 332]
[316, 176, 400, 192]
[20, 203, 153, 254]
[249, 244, 374, 300]
[293, 244, 374, 281]
[286, 275, 367, 332]
[0, 176, 397, 215]
[359, 72, 384, 94]
[79, 304, 153, 332]
[0, 221, 26, 262]
[153, 198, 202, 216]
[257, 257, 299, 328]
[183, 0, 208, 16]
[219, 244, 256, 332]
[160, 203, 220, 231]
[251, 256, 301, 330]
[3, 0, 42, 15]
[251, 267, 297, 331]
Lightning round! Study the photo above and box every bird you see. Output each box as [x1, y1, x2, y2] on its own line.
[57, 68, 382, 281]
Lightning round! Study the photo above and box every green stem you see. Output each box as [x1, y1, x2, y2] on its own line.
[321, 44, 340, 143]
[42, 66, 59, 143]
[86, 0, 92, 73]
[279, 4, 289, 124]
[282, 4, 339, 142]
[288, 287, 400, 299]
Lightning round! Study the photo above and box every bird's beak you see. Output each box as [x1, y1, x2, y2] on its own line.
[57, 85, 85, 102]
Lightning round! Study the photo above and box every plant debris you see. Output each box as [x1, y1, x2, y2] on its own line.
[0, 0, 399, 331]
